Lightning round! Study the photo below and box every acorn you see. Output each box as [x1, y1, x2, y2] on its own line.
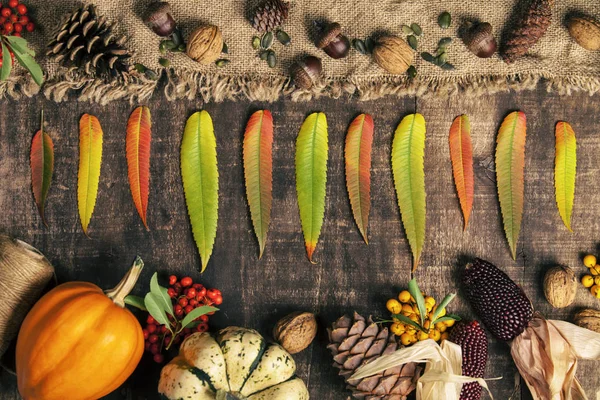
[462, 21, 497, 58]
[315, 21, 350, 59]
[290, 56, 322, 90]
[144, 2, 177, 37]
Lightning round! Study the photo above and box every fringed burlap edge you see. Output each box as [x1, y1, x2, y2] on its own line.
[2, 69, 599, 104]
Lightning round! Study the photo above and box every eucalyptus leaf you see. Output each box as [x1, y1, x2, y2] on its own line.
[5, 36, 35, 56]
[124, 295, 147, 311]
[1, 42, 12, 81]
[408, 278, 426, 326]
[11, 49, 43, 86]
[392, 313, 425, 332]
[180, 305, 219, 329]
[144, 292, 171, 328]
[150, 273, 174, 316]
[430, 293, 455, 322]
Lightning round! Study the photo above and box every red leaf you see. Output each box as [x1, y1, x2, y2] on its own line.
[30, 125, 54, 226]
[345, 114, 373, 243]
[448, 114, 474, 230]
[126, 106, 152, 229]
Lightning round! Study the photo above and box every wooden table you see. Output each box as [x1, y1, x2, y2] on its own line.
[1, 85, 600, 399]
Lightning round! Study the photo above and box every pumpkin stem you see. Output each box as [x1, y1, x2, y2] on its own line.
[105, 256, 145, 307]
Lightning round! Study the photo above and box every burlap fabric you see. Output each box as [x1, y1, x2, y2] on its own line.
[1, 0, 599, 104]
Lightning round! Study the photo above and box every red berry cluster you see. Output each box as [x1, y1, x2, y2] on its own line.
[142, 275, 223, 363]
[0, 0, 34, 37]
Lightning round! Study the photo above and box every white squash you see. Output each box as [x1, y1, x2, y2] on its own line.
[158, 327, 309, 400]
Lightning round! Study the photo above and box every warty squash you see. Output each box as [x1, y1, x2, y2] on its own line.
[16, 257, 145, 400]
[158, 327, 310, 399]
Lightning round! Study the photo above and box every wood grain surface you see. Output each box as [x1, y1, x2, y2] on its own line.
[1, 85, 600, 399]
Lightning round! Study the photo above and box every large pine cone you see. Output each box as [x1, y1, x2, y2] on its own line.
[251, 0, 289, 33]
[47, 4, 132, 77]
[501, 0, 553, 63]
[328, 312, 421, 400]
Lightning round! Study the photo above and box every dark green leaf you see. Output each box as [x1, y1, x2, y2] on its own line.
[215, 59, 230, 67]
[438, 37, 453, 48]
[432, 315, 461, 325]
[124, 295, 147, 311]
[11, 48, 43, 86]
[5, 36, 35, 56]
[150, 272, 174, 316]
[159, 57, 171, 68]
[407, 35, 418, 50]
[266, 50, 276, 68]
[410, 23, 422, 36]
[392, 313, 426, 332]
[144, 293, 171, 328]
[440, 62, 455, 71]
[407, 65, 417, 78]
[437, 52, 448, 65]
[134, 63, 147, 73]
[1, 42, 12, 81]
[430, 293, 455, 322]
[421, 52, 435, 63]
[164, 40, 177, 50]
[222, 42, 228, 54]
[401, 25, 414, 35]
[438, 11, 452, 29]
[261, 31, 274, 49]
[365, 37, 375, 54]
[171, 29, 183, 47]
[259, 51, 268, 60]
[180, 305, 219, 329]
[352, 38, 367, 55]
[275, 30, 291, 46]
[408, 278, 426, 326]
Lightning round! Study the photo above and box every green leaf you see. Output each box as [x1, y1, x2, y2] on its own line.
[1, 42, 12, 81]
[432, 315, 461, 325]
[295, 112, 328, 263]
[181, 111, 219, 272]
[392, 113, 427, 270]
[408, 278, 426, 326]
[554, 121, 577, 232]
[392, 313, 425, 332]
[124, 295, 147, 311]
[430, 293, 456, 322]
[5, 36, 34, 56]
[150, 272, 174, 316]
[144, 292, 170, 328]
[10, 44, 43, 86]
[180, 305, 219, 329]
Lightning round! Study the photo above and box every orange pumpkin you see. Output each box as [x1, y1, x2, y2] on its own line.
[16, 257, 145, 400]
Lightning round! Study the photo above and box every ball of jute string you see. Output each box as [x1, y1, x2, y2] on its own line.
[0, 235, 54, 358]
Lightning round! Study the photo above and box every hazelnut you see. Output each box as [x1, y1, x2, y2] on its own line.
[574, 309, 600, 333]
[543, 265, 577, 308]
[567, 15, 600, 51]
[186, 25, 223, 65]
[372, 35, 414, 74]
[315, 21, 350, 59]
[462, 22, 497, 58]
[273, 311, 317, 354]
[290, 56, 322, 90]
[144, 2, 177, 37]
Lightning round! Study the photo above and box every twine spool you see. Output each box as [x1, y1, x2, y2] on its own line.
[0, 235, 54, 358]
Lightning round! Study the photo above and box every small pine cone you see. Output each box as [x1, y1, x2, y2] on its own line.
[501, 0, 553, 63]
[462, 258, 533, 341]
[449, 321, 488, 400]
[328, 312, 421, 400]
[251, 0, 289, 33]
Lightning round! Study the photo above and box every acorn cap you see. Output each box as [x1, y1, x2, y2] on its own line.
[317, 22, 342, 48]
[290, 56, 322, 90]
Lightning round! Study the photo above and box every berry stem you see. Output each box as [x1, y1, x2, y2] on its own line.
[105, 256, 145, 307]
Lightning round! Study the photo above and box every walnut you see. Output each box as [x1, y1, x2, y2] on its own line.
[574, 309, 600, 333]
[372, 35, 414, 75]
[186, 25, 223, 65]
[273, 312, 317, 354]
[543, 266, 577, 308]
[567, 15, 600, 51]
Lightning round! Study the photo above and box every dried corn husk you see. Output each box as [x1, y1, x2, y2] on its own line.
[511, 313, 600, 400]
[0, 235, 54, 357]
[350, 339, 495, 400]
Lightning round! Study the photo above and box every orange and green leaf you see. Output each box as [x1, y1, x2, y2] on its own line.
[243, 110, 273, 259]
[181, 111, 219, 272]
[496, 111, 526, 259]
[126, 106, 152, 229]
[345, 113, 373, 244]
[448, 114, 474, 230]
[30, 114, 54, 226]
[555, 121, 577, 232]
[78, 114, 103, 236]
[296, 112, 328, 263]
[392, 113, 427, 271]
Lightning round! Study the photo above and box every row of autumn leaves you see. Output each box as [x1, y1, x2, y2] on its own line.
[29, 109, 576, 271]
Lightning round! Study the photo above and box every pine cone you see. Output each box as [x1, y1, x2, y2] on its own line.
[501, 0, 553, 63]
[47, 4, 132, 77]
[251, 0, 289, 33]
[328, 312, 421, 400]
